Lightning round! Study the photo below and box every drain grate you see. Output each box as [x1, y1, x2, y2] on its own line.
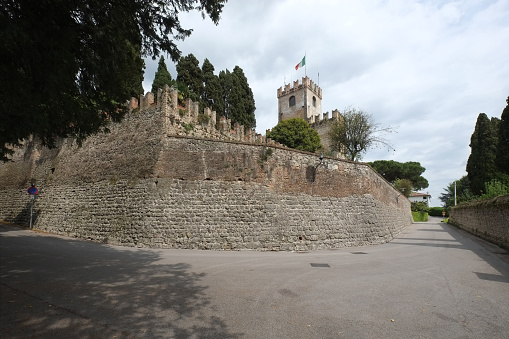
[351, 252, 368, 255]
[310, 263, 330, 267]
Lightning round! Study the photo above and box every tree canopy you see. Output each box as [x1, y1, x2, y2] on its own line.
[328, 107, 394, 161]
[368, 160, 429, 191]
[267, 118, 323, 153]
[0, 0, 227, 161]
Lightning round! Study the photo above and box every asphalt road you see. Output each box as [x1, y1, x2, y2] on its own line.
[1, 217, 508, 339]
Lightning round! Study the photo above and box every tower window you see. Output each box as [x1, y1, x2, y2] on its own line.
[289, 96, 295, 107]
[312, 96, 317, 107]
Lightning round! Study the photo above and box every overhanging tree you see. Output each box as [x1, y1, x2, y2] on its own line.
[328, 107, 394, 161]
[0, 0, 227, 161]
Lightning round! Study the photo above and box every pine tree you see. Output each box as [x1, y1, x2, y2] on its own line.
[466, 113, 499, 195]
[151, 56, 173, 94]
[496, 96, 509, 177]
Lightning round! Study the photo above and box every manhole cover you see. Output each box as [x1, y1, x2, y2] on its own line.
[351, 252, 367, 254]
[310, 263, 330, 267]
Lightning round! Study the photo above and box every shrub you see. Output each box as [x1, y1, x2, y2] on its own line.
[428, 207, 446, 217]
[411, 202, 429, 212]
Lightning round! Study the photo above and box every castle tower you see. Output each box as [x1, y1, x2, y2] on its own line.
[277, 76, 322, 123]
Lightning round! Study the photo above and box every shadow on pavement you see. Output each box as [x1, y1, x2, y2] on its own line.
[0, 225, 243, 338]
[394, 222, 509, 285]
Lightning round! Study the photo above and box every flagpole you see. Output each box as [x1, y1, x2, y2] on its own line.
[305, 51, 307, 77]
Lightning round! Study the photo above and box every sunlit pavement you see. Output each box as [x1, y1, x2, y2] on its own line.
[1, 218, 508, 338]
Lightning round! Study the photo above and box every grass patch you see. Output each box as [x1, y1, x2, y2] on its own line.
[412, 211, 429, 222]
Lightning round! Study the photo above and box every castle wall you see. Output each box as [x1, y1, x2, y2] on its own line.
[0, 87, 412, 251]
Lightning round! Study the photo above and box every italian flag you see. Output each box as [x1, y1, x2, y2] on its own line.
[295, 56, 305, 70]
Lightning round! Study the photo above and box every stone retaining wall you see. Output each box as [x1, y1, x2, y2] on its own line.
[0, 87, 412, 251]
[449, 195, 509, 249]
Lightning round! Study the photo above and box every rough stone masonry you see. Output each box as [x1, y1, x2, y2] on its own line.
[0, 86, 413, 251]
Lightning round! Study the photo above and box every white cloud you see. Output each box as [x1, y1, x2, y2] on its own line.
[142, 0, 509, 205]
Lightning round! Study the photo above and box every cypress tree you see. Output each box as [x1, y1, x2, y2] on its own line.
[151, 56, 173, 94]
[231, 66, 256, 130]
[219, 69, 233, 119]
[176, 53, 203, 103]
[496, 96, 509, 176]
[218, 67, 256, 130]
[466, 113, 499, 195]
[201, 58, 223, 118]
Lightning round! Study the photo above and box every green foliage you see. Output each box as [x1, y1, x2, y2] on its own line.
[479, 180, 509, 200]
[328, 107, 394, 161]
[466, 113, 500, 195]
[176, 53, 203, 103]
[181, 122, 194, 134]
[267, 118, 323, 153]
[201, 58, 223, 119]
[369, 160, 429, 191]
[394, 178, 413, 197]
[412, 211, 429, 222]
[428, 207, 446, 217]
[261, 147, 274, 161]
[440, 176, 474, 208]
[496, 97, 509, 176]
[411, 202, 429, 212]
[0, 0, 227, 161]
[218, 66, 256, 130]
[151, 56, 173, 94]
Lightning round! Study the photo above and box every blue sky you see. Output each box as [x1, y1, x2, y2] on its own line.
[142, 0, 509, 206]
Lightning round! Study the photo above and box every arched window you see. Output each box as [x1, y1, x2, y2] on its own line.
[289, 96, 295, 107]
[312, 96, 316, 107]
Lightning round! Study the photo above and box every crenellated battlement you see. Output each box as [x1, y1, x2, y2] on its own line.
[277, 76, 322, 99]
[308, 109, 342, 125]
[128, 85, 282, 147]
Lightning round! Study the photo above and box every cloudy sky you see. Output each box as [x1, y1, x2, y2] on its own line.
[142, 0, 509, 206]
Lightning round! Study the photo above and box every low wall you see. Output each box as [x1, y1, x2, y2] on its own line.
[449, 195, 509, 249]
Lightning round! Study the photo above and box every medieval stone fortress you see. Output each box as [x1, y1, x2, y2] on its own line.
[277, 76, 343, 157]
[0, 80, 412, 251]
